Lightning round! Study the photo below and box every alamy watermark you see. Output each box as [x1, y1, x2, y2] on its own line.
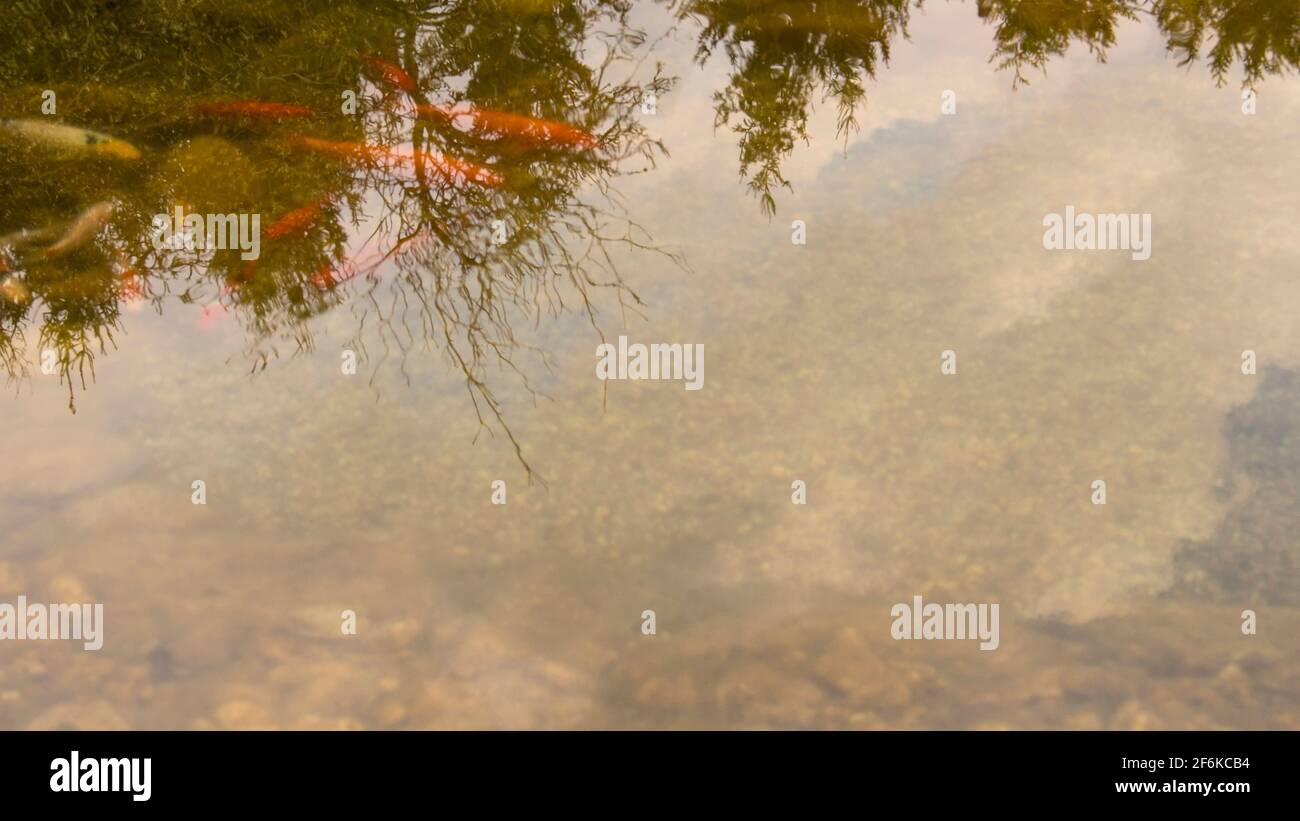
[150, 207, 261, 260]
[0, 595, 103, 651]
[890, 595, 999, 651]
[1042, 206, 1152, 261]
[596, 335, 704, 391]
[50, 751, 150, 802]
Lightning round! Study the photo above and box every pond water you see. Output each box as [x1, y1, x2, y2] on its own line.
[2, 0, 1299, 729]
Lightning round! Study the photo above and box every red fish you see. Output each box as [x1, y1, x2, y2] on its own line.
[193, 101, 315, 120]
[360, 54, 417, 94]
[287, 136, 504, 187]
[415, 103, 597, 149]
[265, 198, 331, 240]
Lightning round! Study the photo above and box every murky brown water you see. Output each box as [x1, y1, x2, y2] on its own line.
[2, 1, 1299, 729]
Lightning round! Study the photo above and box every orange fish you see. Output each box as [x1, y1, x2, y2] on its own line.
[310, 260, 359, 291]
[42, 201, 114, 260]
[232, 197, 333, 289]
[265, 198, 331, 240]
[288, 136, 504, 187]
[311, 226, 435, 292]
[415, 103, 597, 149]
[361, 54, 418, 94]
[193, 101, 315, 120]
[309, 263, 336, 291]
[310, 246, 386, 292]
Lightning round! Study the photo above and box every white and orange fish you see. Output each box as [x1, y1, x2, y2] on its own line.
[42, 201, 115, 259]
[1, 119, 141, 160]
[0, 225, 59, 250]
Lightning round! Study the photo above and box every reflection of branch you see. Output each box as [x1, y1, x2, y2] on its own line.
[299, 7, 684, 481]
[1, 0, 687, 479]
[1153, 0, 1300, 87]
[980, 0, 1139, 88]
[982, 0, 1300, 90]
[677, 0, 912, 215]
[0, 307, 29, 388]
[37, 285, 124, 414]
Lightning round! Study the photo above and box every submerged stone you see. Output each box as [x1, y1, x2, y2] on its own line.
[1172, 367, 1300, 606]
[150, 136, 262, 213]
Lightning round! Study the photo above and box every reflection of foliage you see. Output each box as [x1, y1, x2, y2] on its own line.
[1153, 0, 1300, 85]
[982, 0, 1300, 87]
[2, 0, 1298, 464]
[673, 0, 913, 215]
[0, 0, 677, 477]
[0, 277, 28, 385]
[33, 266, 125, 413]
[978, 0, 1140, 87]
[332, 0, 680, 476]
[675, 0, 1300, 213]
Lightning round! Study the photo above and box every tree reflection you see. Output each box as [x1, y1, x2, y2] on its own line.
[673, 0, 1300, 213]
[669, 0, 911, 215]
[2, 0, 1298, 471]
[1152, 0, 1300, 85]
[0, 0, 676, 477]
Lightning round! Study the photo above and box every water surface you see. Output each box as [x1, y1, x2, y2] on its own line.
[2, 0, 1299, 729]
